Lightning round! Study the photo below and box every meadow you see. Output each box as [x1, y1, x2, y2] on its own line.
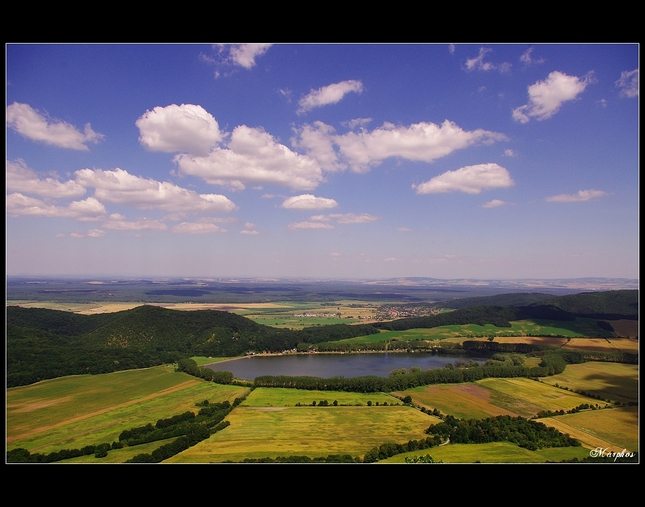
[167, 402, 439, 463]
[7, 366, 249, 454]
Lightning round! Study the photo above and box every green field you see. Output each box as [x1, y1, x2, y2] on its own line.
[167, 403, 440, 463]
[540, 362, 638, 404]
[382, 442, 590, 463]
[6, 359, 638, 463]
[540, 406, 638, 453]
[7, 366, 249, 454]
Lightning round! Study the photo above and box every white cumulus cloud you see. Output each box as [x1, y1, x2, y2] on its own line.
[7, 159, 86, 198]
[227, 44, 272, 69]
[281, 194, 338, 210]
[482, 199, 507, 208]
[616, 69, 638, 98]
[295, 120, 507, 173]
[136, 104, 222, 156]
[175, 125, 324, 190]
[545, 189, 608, 202]
[7, 193, 106, 221]
[413, 163, 514, 195]
[297, 80, 363, 114]
[513, 71, 594, 123]
[74, 168, 237, 216]
[172, 220, 228, 234]
[7, 102, 104, 150]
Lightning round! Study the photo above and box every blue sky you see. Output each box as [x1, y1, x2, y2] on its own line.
[6, 44, 639, 279]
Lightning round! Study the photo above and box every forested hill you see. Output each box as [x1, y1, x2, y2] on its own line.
[374, 290, 639, 331]
[436, 292, 556, 310]
[435, 290, 638, 316]
[6, 305, 378, 387]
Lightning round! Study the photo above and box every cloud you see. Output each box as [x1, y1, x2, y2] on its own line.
[136, 104, 222, 156]
[482, 199, 507, 208]
[287, 221, 335, 230]
[65, 229, 106, 239]
[295, 120, 507, 173]
[448, 44, 456, 54]
[519, 46, 545, 65]
[74, 168, 236, 216]
[281, 194, 338, 210]
[7, 193, 106, 221]
[311, 213, 378, 224]
[175, 125, 324, 190]
[86, 229, 106, 238]
[297, 80, 363, 114]
[413, 163, 514, 195]
[398, 227, 413, 232]
[171, 219, 228, 234]
[103, 214, 168, 231]
[545, 189, 608, 202]
[241, 229, 259, 235]
[465, 47, 511, 73]
[226, 44, 272, 69]
[6, 102, 104, 150]
[342, 118, 372, 130]
[503, 149, 517, 157]
[616, 69, 638, 98]
[513, 71, 594, 123]
[7, 159, 86, 198]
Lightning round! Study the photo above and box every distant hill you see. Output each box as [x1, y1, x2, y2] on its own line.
[6, 305, 377, 387]
[374, 290, 639, 331]
[436, 293, 555, 310]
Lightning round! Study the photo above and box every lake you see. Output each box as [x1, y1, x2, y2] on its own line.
[206, 353, 485, 380]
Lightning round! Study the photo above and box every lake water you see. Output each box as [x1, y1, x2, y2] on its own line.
[206, 353, 485, 380]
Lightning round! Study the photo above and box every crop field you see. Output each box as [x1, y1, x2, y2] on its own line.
[476, 378, 597, 416]
[400, 377, 598, 420]
[382, 442, 590, 463]
[540, 406, 638, 453]
[241, 387, 400, 407]
[563, 337, 639, 353]
[539, 362, 638, 404]
[166, 404, 440, 463]
[7, 366, 250, 454]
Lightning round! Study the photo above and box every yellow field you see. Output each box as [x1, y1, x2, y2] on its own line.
[477, 378, 597, 416]
[540, 407, 638, 453]
[400, 383, 518, 420]
[167, 404, 439, 463]
[563, 338, 638, 353]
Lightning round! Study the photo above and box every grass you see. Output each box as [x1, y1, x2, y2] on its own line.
[477, 378, 597, 416]
[241, 387, 400, 407]
[7, 365, 249, 454]
[540, 407, 638, 453]
[539, 362, 638, 404]
[167, 403, 440, 463]
[381, 442, 590, 463]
